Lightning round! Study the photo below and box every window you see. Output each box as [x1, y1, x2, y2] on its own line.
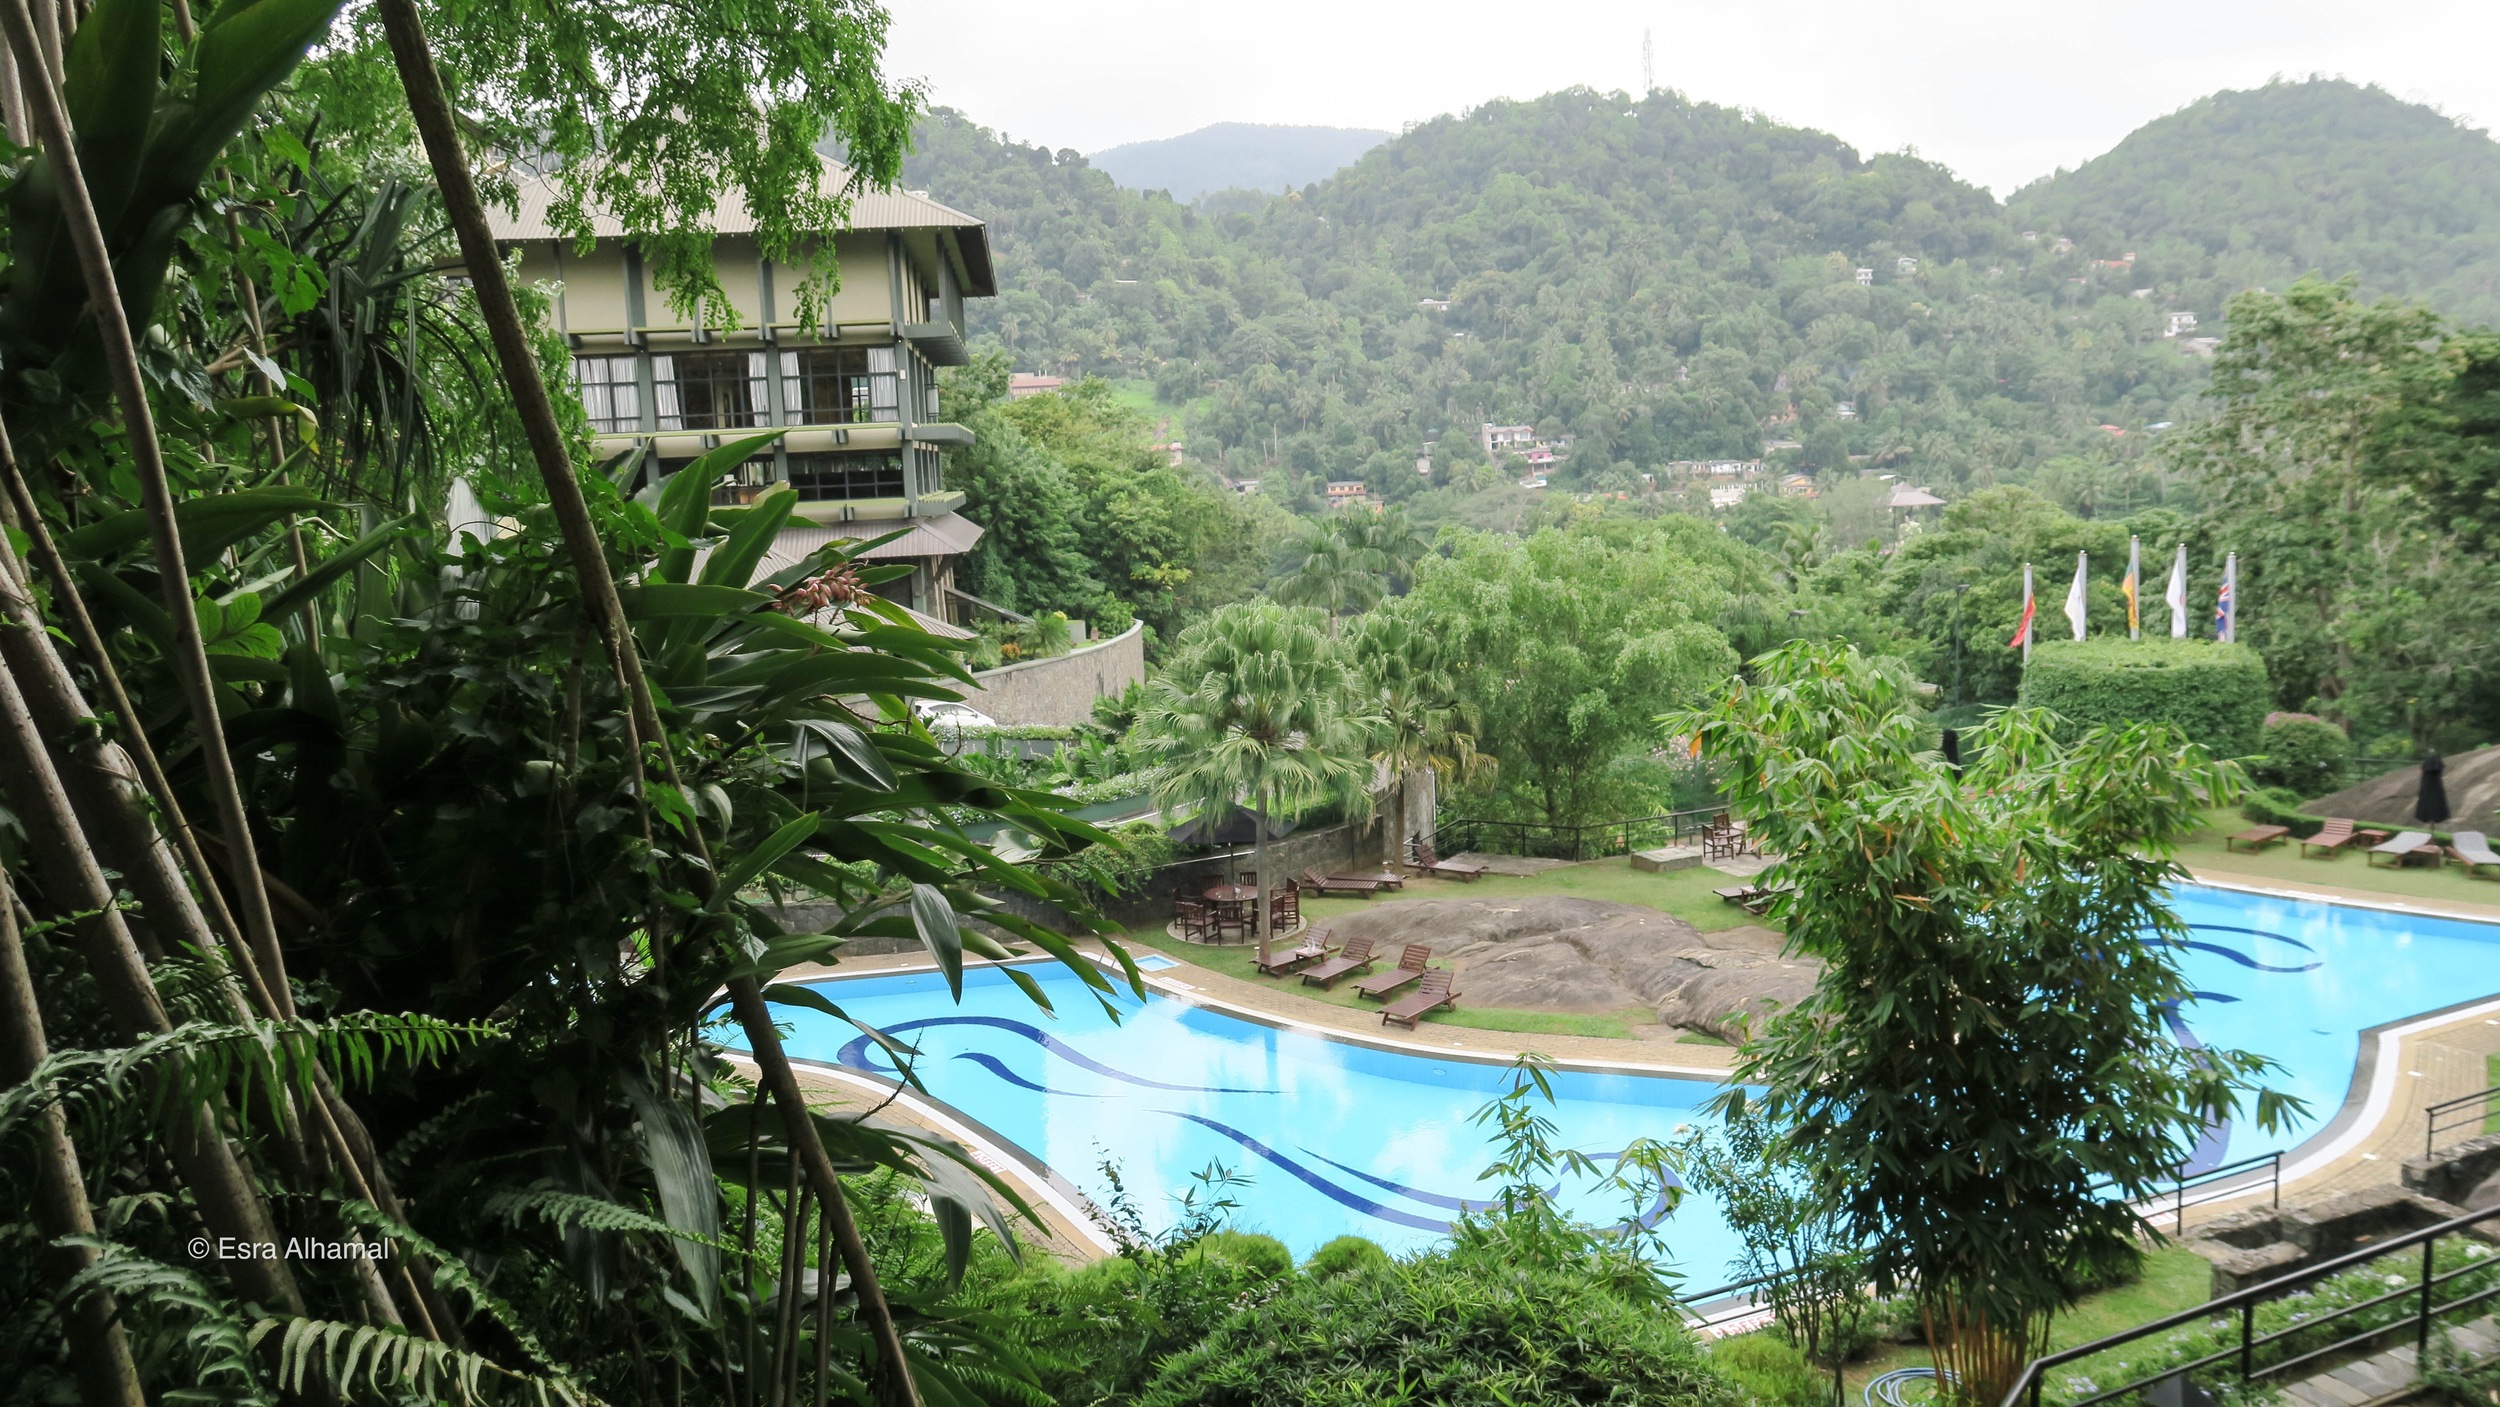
[780, 346, 899, 425]
[787, 452, 906, 502]
[572, 355, 642, 432]
[653, 351, 768, 430]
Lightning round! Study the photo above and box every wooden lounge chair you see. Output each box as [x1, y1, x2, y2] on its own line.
[1410, 842, 1486, 882]
[1303, 866, 1380, 898]
[1351, 944, 1432, 1000]
[2449, 831, 2500, 880]
[1714, 884, 1761, 907]
[2299, 818, 2359, 858]
[2368, 830, 2438, 868]
[1381, 970, 1458, 1029]
[1255, 929, 1334, 977]
[1299, 936, 1378, 988]
[2226, 825, 2290, 853]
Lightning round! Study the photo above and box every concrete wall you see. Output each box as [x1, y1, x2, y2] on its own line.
[957, 620, 1146, 727]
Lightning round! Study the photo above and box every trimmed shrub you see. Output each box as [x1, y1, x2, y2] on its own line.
[1135, 1253, 1743, 1407]
[2241, 786, 2323, 837]
[2247, 713, 2352, 797]
[2016, 639, 2272, 758]
[1184, 1230, 1294, 1282]
[1713, 1331, 1827, 1407]
[1303, 1234, 1392, 1280]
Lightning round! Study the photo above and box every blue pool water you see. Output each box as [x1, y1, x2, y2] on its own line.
[763, 883, 2500, 1283]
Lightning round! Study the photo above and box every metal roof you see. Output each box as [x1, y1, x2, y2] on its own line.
[754, 516, 986, 579]
[1887, 485, 1946, 508]
[486, 157, 996, 295]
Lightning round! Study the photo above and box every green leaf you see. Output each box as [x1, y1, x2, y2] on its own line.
[622, 1078, 721, 1319]
[617, 583, 770, 619]
[57, 0, 161, 227]
[712, 812, 822, 906]
[909, 884, 965, 998]
[654, 431, 783, 583]
[256, 514, 416, 627]
[698, 484, 797, 590]
[59, 486, 328, 566]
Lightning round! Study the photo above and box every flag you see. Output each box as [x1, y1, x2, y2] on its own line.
[2009, 563, 2036, 657]
[2063, 551, 2089, 641]
[2165, 543, 2188, 638]
[2124, 536, 2141, 640]
[2215, 552, 2237, 643]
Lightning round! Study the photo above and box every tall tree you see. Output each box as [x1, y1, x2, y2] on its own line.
[1347, 600, 1483, 856]
[1673, 642, 2297, 1407]
[1134, 603, 1377, 960]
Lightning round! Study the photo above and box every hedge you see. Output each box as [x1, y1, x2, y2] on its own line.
[2016, 639, 2272, 758]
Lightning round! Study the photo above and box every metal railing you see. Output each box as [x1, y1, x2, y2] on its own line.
[2427, 1084, 2500, 1158]
[2002, 1199, 2500, 1407]
[1676, 1155, 2283, 1332]
[1437, 807, 1729, 862]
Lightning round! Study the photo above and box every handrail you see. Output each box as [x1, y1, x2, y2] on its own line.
[2426, 1084, 2500, 1158]
[1678, 1155, 2282, 1332]
[2000, 1198, 2500, 1407]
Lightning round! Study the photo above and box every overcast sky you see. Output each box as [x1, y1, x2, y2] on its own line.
[883, 0, 2500, 197]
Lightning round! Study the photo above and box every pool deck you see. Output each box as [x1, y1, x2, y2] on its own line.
[756, 866, 2500, 1252]
[2177, 864, 2500, 1225]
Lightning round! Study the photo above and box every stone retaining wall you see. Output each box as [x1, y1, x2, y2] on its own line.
[955, 620, 1145, 726]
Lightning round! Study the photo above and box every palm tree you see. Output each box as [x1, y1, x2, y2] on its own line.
[1135, 604, 1379, 961]
[1348, 603, 1486, 862]
[1272, 521, 1388, 625]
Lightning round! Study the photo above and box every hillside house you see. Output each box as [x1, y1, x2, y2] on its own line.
[489, 159, 997, 626]
[2166, 311, 2200, 338]
[1325, 480, 1371, 505]
[1855, 267, 1874, 286]
[1008, 373, 1064, 398]
[1480, 423, 1536, 456]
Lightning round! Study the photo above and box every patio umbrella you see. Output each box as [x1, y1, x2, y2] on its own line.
[2418, 754, 2451, 825]
[1168, 806, 1300, 849]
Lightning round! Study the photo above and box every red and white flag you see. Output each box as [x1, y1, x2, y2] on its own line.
[2009, 563, 2037, 659]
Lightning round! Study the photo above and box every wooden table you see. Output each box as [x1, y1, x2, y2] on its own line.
[1202, 884, 1256, 941]
[1203, 884, 1257, 903]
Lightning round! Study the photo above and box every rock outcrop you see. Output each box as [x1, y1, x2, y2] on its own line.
[1318, 897, 1818, 1041]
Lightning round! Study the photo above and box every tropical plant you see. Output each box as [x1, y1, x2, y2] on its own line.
[1683, 1108, 1875, 1402]
[1131, 603, 1378, 959]
[1270, 516, 1390, 624]
[1346, 599, 1485, 858]
[1670, 642, 2300, 1407]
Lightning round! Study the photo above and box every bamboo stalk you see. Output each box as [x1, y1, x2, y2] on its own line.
[0, 869, 146, 1407]
[0, 613, 306, 1316]
[0, 0, 297, 1021]
[370, 2, 929, 1395]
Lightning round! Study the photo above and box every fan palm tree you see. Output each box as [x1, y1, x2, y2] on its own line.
[1135, 603, 1379, 961]
[1348, 603, 1486, 861]
[1272, 522, 1388, 625]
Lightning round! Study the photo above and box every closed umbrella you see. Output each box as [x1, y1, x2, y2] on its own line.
[1941, 728, 1963, 774]
[2418, 754, 2451, 826]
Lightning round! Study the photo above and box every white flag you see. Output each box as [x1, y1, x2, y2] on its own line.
[2165, 543, 2188, 638]
[2063, 551, 2088, 641]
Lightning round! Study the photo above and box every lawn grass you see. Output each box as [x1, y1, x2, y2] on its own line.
[2178, 807, 2500, 909]
[1292, 856, 1773, 937]
[1121, 923, 1640, 1039]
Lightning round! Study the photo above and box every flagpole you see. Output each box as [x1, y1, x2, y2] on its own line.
[2127, 536, 2141, 640]
[2023, 562, 2033, 665]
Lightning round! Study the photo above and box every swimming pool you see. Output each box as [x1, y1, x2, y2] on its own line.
[761, 882, 2500, 1282]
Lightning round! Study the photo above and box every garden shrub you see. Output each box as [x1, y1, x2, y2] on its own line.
[1303, 1234, 1392, 1279]
[2016, 639, 2272, 758]
[1184, 1230, 1294, 1281]
[1133, 1251, 1744, 1407]
[2240, 786, 2324, 837]
[1712, 1330, 1826, 1407]
[2247, 713, 2352, 797]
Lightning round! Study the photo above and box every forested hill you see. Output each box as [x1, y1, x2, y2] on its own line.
[1089, 123, 1393, 201]
[2010, 80, 2500, 326]
[900, 82, 2500, 509]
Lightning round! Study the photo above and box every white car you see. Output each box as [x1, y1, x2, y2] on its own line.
[914, 701, 998, 732]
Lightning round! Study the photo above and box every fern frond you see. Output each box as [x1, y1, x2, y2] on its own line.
[330, 1199, 598, 1397]
[252, 1315, 603, 1406]
[481, 1188, 746, 1256]
[55, 1237, 269, 1403]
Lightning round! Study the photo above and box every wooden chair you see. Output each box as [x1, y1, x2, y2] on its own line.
[1351, 944, 1432, 1000]
[1269, 881, 1302, 933]
[2226, 825, 2290, 853]
[2299, 818, 2359, 858]
[1409, 840, 1487, 881]
[1300, 936, 1378, 988]
[1172, 897, 1213, 942]
[1303, 866, 1379, 898]
[1381, 969, 1458, 1028]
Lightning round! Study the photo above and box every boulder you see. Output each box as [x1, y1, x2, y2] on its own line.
[1317, 898, 1819, 1041]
